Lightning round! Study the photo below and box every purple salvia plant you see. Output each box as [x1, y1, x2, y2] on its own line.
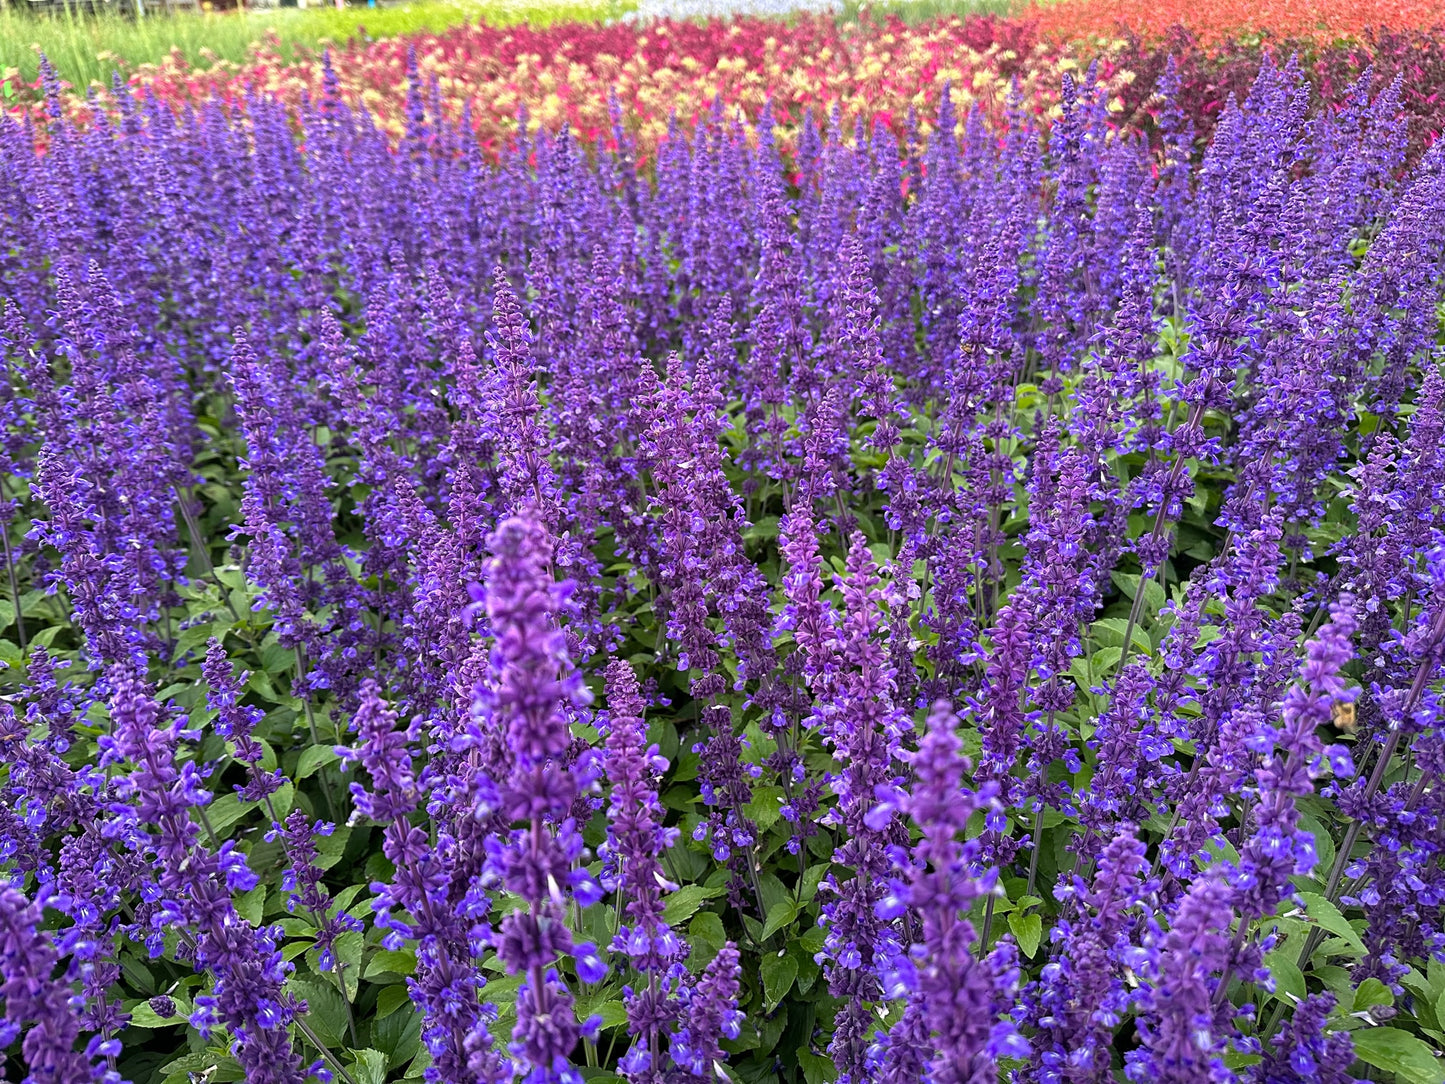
[1124, 876, 1238, 1084]
[873, 700, 1025, 1082]
[666, 942, 743, 1082]
[601, 658, 689, 1080]
[0, 882, 122, 1084]
[341, 680, 498, 1084]
[474, 514, 606, 1084]
[100, 665, 309, 1084]
[816, 534, 909, 1083]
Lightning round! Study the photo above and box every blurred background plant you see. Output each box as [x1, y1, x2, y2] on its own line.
[838, 0, 1031, 23]
[0, 0, 634, 87]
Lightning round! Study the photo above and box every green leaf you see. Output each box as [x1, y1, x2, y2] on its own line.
[689, 911, 726, 953]
[126, 999, 189, 1029]
[282, 938, 315, 963]
[271, 780, 296, 821]
[1110, 571, 1165, 615]
[30, 626, 63, 649]
[595, 1001, 630, 1030]
[798, 1047, 838, 1084]
[761, 898, 800, 940]
[289, 977, 349, 1048]
[743, 516, 780, 543]
[758, 872, 791, 917]
[1296, 814, 1335, 882]
[331, 881, 366, 914]
[1354, 978, 1395, 1015]
[235, 885, 267, 926]
[297, 744, 341, 780]
[347, 1049, 388, 1084]
[1198, 834, 1241, 870]
[575, 993, 629, 1030]
[204, 793, 251, 835]
[486, 973, 524, 1018]
[119, 957, 156, 992]
[1008, 912, 1043, 959]
[1315, 964, 1356, 1006]
[761, 951, 798, 1010]
[160, 1051, 217, 1084]
[1075, 646, 1121, 683]
[404, 1043, 434, 1080]
[313, 825, 354, 871]
[375, 984, 412, 1020]
[247, 669, 283, 704]
[260, 640, 297, 675]
[1091, 617, 1152, 656]
[800, 863, 830, 903]
[1264, 948, 1306, 1006]
[375, 1003, 423, 1064]
[314, 932, 365, 1001]
[173, 619, 222, 661]
[745, 785, 786, 832]
[364, 949, 417, 980]
[213, 565, 248, 591]
[1351, 1027, 1445, 1084]
[662, 884, 724, 927]
[793, 943, 822, 995]
[1298, 893, 1368, 957]
[800, 925, 826, 955]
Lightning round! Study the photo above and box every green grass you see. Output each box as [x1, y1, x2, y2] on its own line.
[0, 0, 631, 90]
[835, 0, 1030, 23]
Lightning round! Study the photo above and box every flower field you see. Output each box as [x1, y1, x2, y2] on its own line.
[3, 0, 1445, 1082]
[0, 0, 636, 89]
[1028, 0, 1445, 48]
[12, 9, 1445, 165]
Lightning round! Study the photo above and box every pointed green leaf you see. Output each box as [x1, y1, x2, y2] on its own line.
[1354, 978, 1394, 1015]
[375, 1002, 422, 1064]
[235, 885, 266, 926]
[288, 976, 349, 1048]
[689, 911, 726, 955]
[364, 949, 417, 980]
[348, 1050, 388, 1084]
[662, 884, 723, 927]
[1298, 893, 1367, 956]
[799, 1047, 838, 1084]
[126, 998, 189, 1030]
[761, 951, 798, 1010]
[1008, 911, 1043, 959]
[297, 744, 341, 779]
[1264, 948, 1306, 1006]
[761, 898, 800, 940]
[1351, 1027, 1445, 1084]
[376, 984, 412, 1020]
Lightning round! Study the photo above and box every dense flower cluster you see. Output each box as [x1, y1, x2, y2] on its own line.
[1028, 0, 1445, 48]
[1108, 25, 1445, 164]
[13, 9, 1445, 167]
[1, 31, 1444, 1084]
[6, 15, 1109, 156]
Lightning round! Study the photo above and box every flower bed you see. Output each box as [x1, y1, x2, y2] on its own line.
[3, 45, 1445, 1084]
